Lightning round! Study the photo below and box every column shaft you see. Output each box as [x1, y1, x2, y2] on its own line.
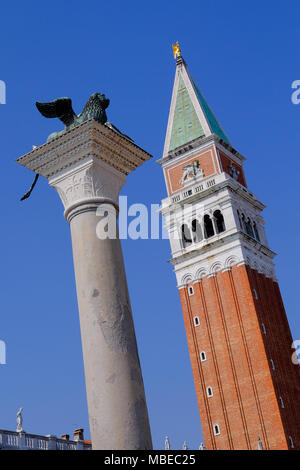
[69, 203, 152, 450]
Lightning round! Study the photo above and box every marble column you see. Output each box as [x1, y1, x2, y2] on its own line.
[17, 120, 153, 450]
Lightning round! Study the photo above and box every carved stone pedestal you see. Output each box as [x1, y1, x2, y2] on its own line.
[17, 120, 152, 450]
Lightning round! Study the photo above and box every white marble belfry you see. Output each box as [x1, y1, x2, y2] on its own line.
[17, 120, 153, 450]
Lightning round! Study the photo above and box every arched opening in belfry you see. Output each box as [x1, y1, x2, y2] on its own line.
[213, 210, 226, 234]
[192, 218, 203, 243]
[253, 222, 260, 241]
[204, 215, 214, 238]
[237, 210, 242, 229]
[241, 213, 248, 233]
[181, 224, 192, 247]
[245, 217, 254, 238]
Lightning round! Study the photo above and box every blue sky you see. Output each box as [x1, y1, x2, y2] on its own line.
[0, 0, 299, 450]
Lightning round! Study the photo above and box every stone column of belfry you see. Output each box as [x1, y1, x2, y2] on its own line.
[17, 120, 153, 450]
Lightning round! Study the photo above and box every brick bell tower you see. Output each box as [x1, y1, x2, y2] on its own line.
[158, 44, 300, 450]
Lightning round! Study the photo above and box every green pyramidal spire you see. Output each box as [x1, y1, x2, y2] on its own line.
[164, 55, 230, 156]
[191, 78, 230, 145]
[169, 78, 205, 151]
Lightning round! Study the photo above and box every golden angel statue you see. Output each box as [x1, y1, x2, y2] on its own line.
[172, 41, 181, 59]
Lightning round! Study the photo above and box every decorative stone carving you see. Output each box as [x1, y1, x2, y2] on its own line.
[195, 268, 207, 280]
[210, 262, 223, 274]
[17, 120, 152, 220]
[181, 273, 193, 285]
[17, 120, 152, 180]
[228, 163, 240, 181]
[50, 157, 125, 212]
[177, 248, 276, 287]
[225, 255, 239, 268]
[180, 160, 204, 186]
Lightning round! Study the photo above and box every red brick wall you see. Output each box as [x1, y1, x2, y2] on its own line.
[179, 265, 300, 449]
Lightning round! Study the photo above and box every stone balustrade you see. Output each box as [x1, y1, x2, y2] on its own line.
[0, 430, 91, 450]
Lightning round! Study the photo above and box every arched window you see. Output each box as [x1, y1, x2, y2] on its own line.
[213, 424, 220, 436]
[200, 351, 207, 362]
[193, 316, 200, 327]
[241, 213, 247, 232]
[237, 210, 242, 229]
[206, 386, 213, 397]
[188, 286, 194, 296]
[192, 219, 203, 243]
[245, 217, 254, 237]
[253, 222, 260, 242]
[204, 215, 214, 238]
[181, 224, 192, 248]
[213, 210, 226, 234]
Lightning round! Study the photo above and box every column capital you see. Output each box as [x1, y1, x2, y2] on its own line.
[50, 156, 125, 221]
[16, 119, 152, 218]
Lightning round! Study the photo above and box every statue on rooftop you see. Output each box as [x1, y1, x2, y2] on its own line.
[172, 41, 182, 59]
[16, 407, 24, 433]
